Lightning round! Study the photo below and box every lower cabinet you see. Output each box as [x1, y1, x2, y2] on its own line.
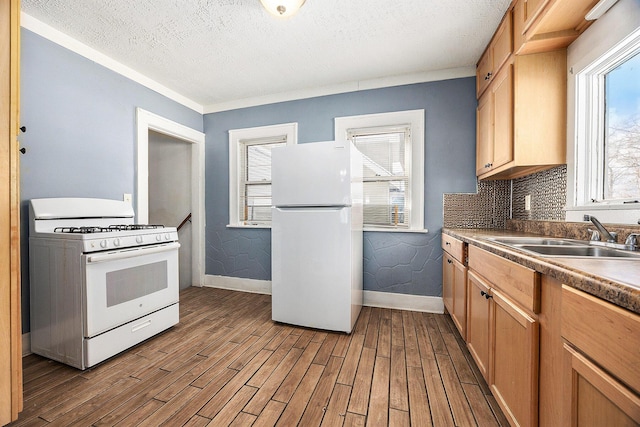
[443, 254, 467, 339]
[466, 270, 491, 379]
[491, 289, 539, 427]
[467, 245, 540, 427]
[563, 344, 640, 426]
[442, 234, 467, 339]
[561, 285, 640, 426]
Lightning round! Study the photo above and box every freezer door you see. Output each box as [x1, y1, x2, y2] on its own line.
[272, 206, 361, 332]
[272, 141, 352, 207]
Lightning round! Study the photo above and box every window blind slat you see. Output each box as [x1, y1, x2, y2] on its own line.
[349, 126, 411, 228]
[239, 139, 286, 224]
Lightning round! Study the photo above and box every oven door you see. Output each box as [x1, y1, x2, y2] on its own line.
[82, 242, 180, 338]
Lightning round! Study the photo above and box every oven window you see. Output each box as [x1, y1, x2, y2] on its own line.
[106, 261, 168, 307]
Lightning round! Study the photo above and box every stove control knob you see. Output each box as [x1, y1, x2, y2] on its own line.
[136, 236, 143, 244]
[114, 238, 121, 247]
[100, 240, 108, 248]
[156, 234, 162, 242]
[165, 233, 171, 240]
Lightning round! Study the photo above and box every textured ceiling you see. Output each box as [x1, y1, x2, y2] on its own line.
[21, 0, 511, 111]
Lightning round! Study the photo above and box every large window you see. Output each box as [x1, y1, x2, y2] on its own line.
[567, 1, 640, 223]
[335, 110, 425, 231]
[229, 123, 297, 227]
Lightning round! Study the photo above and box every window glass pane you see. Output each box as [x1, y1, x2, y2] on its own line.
[363, 180, 407, 226]
[352, 132, 406, 178]
[240, 140, 286, 223]
[351, 129, 410, 228]
[604, 51, 640, 200]
[247, 142, 285, 182]
[242, 183, 272, 221]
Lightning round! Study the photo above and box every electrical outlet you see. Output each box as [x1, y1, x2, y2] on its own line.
[123, 193, 132, 204]
[525, 194, 531, 211]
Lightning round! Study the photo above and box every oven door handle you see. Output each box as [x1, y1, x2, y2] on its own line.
[86, 242, 181, 263]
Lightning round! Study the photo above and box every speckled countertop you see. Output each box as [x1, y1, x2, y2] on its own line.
[443, 228, 640, 315]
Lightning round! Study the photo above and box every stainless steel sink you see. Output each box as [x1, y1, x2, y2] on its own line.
[517, 245, 640, 258]
[487, 237, 585, 246]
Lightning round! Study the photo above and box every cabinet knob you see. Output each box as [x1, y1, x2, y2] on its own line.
[445, 242, 450, 246]
[484, 72, 493, 80]
[447, 259, 452, 264]
[480, 290, 493, 299]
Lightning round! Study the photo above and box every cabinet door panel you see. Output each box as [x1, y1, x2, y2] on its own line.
[466, 271, 491, 381]
[476, 93, 493, 175]
[491, 289, 539, 427]
[563, 344, 640, 426]
[443, 256, 454, 315]
[452, 257, 467, 340]
[492, 9, 513, 74]
[492, 65, 514, 170]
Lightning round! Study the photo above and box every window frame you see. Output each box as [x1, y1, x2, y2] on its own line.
[228, 123, 297, 228]
[566, 2, 640, 223]
[335, 110, 425, 232]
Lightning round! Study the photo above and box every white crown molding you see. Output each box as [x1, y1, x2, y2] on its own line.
[20, 12, 204, 114]
[20, 11, 473, 116]
[203, 275, 444, 313]
[202, 66, 475, 114]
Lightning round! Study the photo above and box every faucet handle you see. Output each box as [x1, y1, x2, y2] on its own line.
[625, 233, 640, 248]
[587, 228, 600, 241]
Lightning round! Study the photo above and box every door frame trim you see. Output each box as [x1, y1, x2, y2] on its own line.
[136, 108, 206, 286]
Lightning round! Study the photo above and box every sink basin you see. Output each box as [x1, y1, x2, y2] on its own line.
[517, 245, 640, 258]
[488, 237, 585, 246]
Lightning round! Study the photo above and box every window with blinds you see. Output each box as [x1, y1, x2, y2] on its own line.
[348, 125, 412, 228]
[238, 136, 287, 225]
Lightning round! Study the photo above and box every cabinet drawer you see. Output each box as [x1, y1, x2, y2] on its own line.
[468, 245, 540, 313]
[562, 285, 640, 393]
[442, 234, 465, 263]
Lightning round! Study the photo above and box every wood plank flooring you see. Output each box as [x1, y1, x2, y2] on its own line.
[10, 287, 509, 426]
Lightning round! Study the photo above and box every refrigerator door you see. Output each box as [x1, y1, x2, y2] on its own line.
[272, 141, 352, 207]
[272, 206, 360, 333]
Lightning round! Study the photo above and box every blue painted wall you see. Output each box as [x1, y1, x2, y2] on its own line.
[19, 29, 203, 332]
[204, 79, 478, 296]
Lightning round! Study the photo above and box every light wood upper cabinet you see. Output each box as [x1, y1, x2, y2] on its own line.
[515, 0, 600, 55]
[476, 9, 513, 97]
[476, 49, 566, 180]
[0, 0, 23, 424]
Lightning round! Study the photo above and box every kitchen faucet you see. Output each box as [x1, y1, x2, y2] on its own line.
[588, 216, 618, 243]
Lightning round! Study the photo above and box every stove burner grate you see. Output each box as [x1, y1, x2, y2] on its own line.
[54, 226, 114, 234]
[107, 224, 165, 231]
[53, 224, 166, 234]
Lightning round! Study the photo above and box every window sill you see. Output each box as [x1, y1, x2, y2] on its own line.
[363, 227, 429, 234]
[227, 224, 271, 229]
[226, 224, 430, 233]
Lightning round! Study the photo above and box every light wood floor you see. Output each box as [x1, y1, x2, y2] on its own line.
[10, 287, 508, 426]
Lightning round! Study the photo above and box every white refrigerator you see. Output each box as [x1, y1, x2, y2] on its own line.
[271, 141, 363, 333]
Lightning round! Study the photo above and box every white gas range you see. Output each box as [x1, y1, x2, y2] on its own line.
[29, 197, 180, 370]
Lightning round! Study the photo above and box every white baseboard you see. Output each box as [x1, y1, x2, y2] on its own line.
[363, 290, 444, 313]
[22, 333, 31, 357]
[203, 275, 443, 313]
[204, 274, 272, 295]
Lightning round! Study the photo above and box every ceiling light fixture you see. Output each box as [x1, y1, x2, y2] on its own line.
[260, 0, 306, 18]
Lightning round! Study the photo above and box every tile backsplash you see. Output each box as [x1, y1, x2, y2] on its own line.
[512, 165, 567, 221]
[443, 165, 568, 228]
[443, 179, 510, 228]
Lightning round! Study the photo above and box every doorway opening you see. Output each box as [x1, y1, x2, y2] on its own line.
[136, 108, 205, 287]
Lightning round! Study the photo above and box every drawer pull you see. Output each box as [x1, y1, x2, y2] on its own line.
[480, 290, 493, 300]
[132, 319, 152, 333]
[447, 259, 453, 264]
